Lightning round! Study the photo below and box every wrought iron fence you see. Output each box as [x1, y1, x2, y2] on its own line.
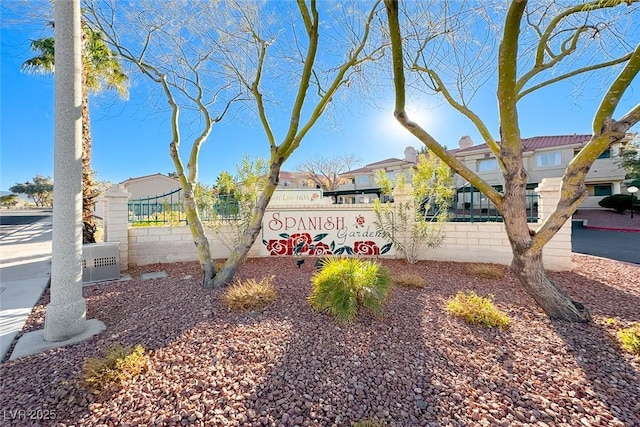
[448, 184, 539, 223]
[129, 185, 539, 226]
[128, 188, 240, 225]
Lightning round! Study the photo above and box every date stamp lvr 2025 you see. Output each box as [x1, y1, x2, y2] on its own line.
[3, 409, 57, 421]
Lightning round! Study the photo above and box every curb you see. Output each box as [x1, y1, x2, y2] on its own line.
[583, 226, 640, 233]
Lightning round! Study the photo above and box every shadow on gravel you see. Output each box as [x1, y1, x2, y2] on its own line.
[2, 258, 638, 426]
[550, 269, 640, 425]
[0, 261, 217, 426]
[552, 321, 640, 425]
[240, 258, 449, 426]
[551, 270, 640, 323]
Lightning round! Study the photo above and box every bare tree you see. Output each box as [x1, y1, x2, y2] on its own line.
[297, 154, 361, 190]
[86, 0, 242, 287]
[385, 0, 640, 321]
[87, 0, 387, 288]
[211, 0, 387, 286]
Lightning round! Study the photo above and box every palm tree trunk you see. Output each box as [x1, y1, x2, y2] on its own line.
[81, 81, 97, 243]
[76, 35, 100, 246]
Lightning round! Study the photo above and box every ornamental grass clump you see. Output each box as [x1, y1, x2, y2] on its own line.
[446, 291, 510, 329]
[465, 263, 505, 280]
[618, 323, 640, 355]
[308, 257, 391, 324]
[223, 276, 277, 311]
[81, 344, 148, 392]
[393, 273, 426, 289]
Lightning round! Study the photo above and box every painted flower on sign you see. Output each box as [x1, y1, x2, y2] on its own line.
[355, 215, 365, 227]
[289, 233, 312, 254]
[264, 232, 323, 256]
[266, 239, 292, 256]
[309, 242, 332, 256]
[354, 240, 380, 255]
[262, 225, 393, 257]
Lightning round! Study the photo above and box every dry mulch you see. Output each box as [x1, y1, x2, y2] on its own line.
[1, 255, 639, 427]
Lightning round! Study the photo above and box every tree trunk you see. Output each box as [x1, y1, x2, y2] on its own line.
[500, 165, 590, 322]
[182, 186, 216, 288]
[210, 160, 282, 288]
[511, 250, 591, 322]
[81, 66, 96, 243]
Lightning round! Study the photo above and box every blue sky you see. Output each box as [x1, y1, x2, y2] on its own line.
[1, 2, 638, 192]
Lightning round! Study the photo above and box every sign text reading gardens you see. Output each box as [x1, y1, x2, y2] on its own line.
[261, 211, 395, 257]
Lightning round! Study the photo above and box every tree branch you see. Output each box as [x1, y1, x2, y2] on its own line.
[385, 0, 503, 210]
[593, 43, 640, 134]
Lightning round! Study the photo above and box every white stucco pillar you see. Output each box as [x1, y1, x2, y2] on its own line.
[613, 182, 621, 195]
[534, 178, 572, 271]
[102, 185, 131, 271]
[44, 0, 87, 341]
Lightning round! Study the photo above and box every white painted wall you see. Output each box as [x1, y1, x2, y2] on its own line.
[127, 219, 571, 271]
[105, 178, 573, 272]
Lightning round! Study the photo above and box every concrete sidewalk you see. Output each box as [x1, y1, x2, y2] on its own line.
[0, 216, 52, 361]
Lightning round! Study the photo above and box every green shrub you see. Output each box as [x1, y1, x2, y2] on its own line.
[465, 263, 505, 280]
[445, 291, 510, 329]
[81, 344, 149, 392]
[598, 194, 635, 213]
[393, 273, 426, 289]
[618, 323, 640, 355]
[308, 257, 392, 324]
[223, 276, 277, 310]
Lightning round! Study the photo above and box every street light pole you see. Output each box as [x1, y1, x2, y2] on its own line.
[628, 186, 638, 219]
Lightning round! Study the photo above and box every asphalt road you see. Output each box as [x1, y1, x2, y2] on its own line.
[572, 225, 640, 265]
[0, 209, 52, 238]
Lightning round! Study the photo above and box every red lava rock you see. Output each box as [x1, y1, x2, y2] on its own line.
[0, 256, 639, 426]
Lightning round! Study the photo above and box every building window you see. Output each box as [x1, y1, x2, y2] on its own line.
[477, 158, 497, 172]
[386, 170, 396, 181]
[283, 181, 290, 187]
[355, 175, 370, 185]
[594, 184, 612, 196]
[302, 181, 308, 188]
[536, 151, 561, 167]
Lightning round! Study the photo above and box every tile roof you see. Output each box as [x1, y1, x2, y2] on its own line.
[453, 134, 593, 154]
[341, 166, 372, 175]
[120, 173, 180, 184]
[341, 158, 416, 176]
[366, 157, 405, 167]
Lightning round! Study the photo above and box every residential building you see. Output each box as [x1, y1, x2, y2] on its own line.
[277, 171, 316, 189]
[119, 173, 181, 199]
[327, 147, 419, 204]
[452, 134, 630, 208]
[326, 134, 630, 208]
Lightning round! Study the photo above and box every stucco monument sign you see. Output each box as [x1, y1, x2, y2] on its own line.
[261, 210, 395, 257]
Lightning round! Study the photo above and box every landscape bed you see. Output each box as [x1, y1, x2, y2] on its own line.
[1, 255, 639, 426]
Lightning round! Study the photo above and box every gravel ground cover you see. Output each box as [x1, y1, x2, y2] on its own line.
[1, 255, 639, 427]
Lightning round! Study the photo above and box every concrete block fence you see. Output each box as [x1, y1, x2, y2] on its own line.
[99, 178, 572, 272]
